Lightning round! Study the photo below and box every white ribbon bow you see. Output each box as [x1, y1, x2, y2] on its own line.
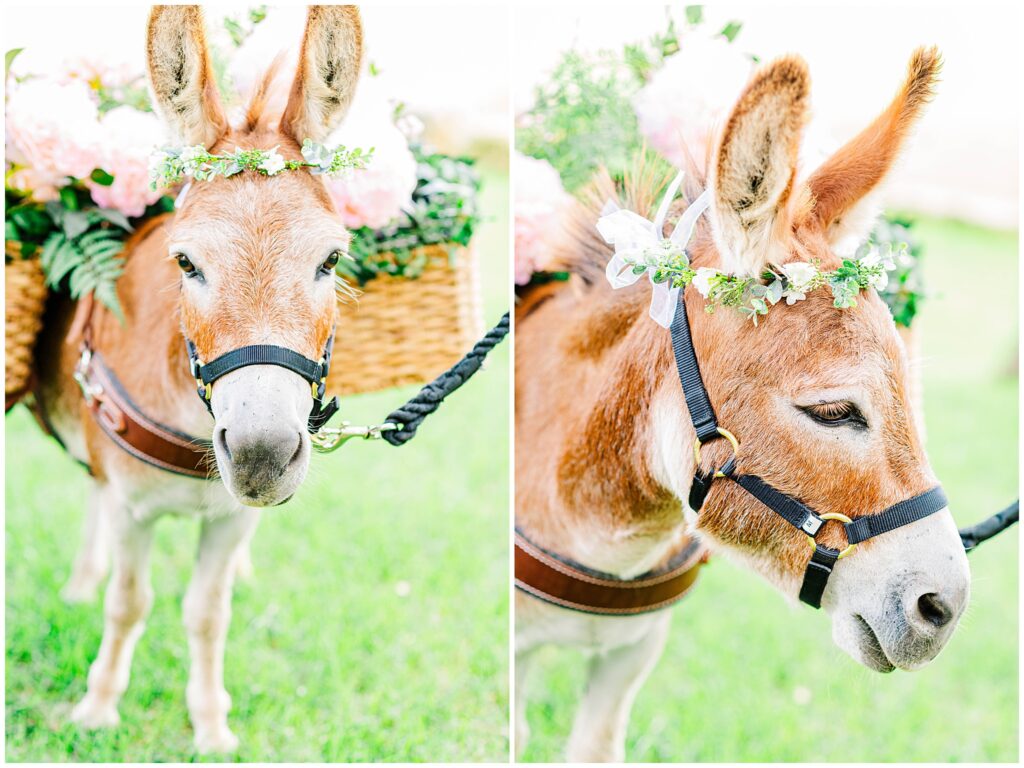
[597, 172, 710, 328]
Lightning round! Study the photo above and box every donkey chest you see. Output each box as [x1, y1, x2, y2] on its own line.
[517, 591, 671, 655]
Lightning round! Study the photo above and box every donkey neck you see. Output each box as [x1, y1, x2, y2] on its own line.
[88, 215, 214, 439]
[516, 283, 699, 578]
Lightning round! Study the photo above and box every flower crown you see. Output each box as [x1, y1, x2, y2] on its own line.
[600, 172, 902, 327]
[148, 138, 373, 190]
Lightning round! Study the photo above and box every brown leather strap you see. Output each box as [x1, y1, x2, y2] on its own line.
[515, 530, 706, 615]
[80, 350, 213, 479]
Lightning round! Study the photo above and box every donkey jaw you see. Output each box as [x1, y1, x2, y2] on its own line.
[209, 366, 314, 508]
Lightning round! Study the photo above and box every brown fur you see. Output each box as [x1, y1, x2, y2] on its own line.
[804, 46, 941, 240]
[147, 6, 227, 147]
[281, 5, 364, 144]
[517, 50, 940, 582]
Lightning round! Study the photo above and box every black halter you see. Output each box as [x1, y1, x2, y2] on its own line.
[185, 334, 340, 434]
[671, 292, 948, 608]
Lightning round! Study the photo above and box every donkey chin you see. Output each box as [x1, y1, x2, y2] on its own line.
[820, 510, 971, 673]
[209, 366, 314, 507]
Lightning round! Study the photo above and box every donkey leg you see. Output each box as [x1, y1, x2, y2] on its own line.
[70, 500, 156, 728]
[61, 485, 111, 603]
[565, 613, 671, 762]
[514, 648, 536, 758]
[231, 525, 256, 583]
[183, 509, 259, 754]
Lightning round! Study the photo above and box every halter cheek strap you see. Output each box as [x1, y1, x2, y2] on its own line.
[185, 335, 340, 434]
[671, 293, 948, 609]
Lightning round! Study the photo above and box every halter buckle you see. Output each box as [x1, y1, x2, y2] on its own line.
[73, 348, 103, 404]
[693, 427, 740, 478]
[805, 512, 858, 559]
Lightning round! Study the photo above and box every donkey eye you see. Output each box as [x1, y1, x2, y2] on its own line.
[318, 250, 342, 276]
[176, 254, 197, 275]
[800, 401, 868, 429]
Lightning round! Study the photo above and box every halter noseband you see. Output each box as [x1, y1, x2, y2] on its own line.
[186, 335, 340, 434]
[672, 294, 948, 608]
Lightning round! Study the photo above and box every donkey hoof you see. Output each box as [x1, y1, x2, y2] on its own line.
[70, 696, 120, 729]
[194, 725, 240, 754]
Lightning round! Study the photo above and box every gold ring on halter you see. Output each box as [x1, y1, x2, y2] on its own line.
[806, 512, 858, 559]
[693, 427, 740, 478]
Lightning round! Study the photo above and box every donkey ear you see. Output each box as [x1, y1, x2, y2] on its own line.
[280, 6, 364, 144]
[709, 56, 809, 275]
[146, 5, 228, 147]
[805, 47, 941, 247]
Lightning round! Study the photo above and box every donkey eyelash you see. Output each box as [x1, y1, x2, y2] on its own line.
[799, 401, 869, 429]
[172, 253, 205, 282]
[317, 250, 345, 277]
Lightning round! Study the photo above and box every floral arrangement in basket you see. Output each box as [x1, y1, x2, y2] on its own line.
[515, 5, 926, 329]
[4, 7, 481, 320]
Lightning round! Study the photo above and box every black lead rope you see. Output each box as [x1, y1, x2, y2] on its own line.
[670, 292, 952, 609]
[382, 312, 509, 446]
[960, 500, 1019, 551]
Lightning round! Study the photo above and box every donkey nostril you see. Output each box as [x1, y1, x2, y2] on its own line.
[917, 592, 953, 628]
[287, 432, 304, 468]
[216, 428, 231, 461]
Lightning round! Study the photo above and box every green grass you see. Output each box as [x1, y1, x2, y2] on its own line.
[5, 165, 511, 762]
[520, 215, 1019, 762]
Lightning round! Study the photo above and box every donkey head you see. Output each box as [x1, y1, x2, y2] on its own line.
[146, 6, 362, 506]
[687, 49, 969, 671]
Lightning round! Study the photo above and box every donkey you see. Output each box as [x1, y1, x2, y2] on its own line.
[514, 48, 970, 761]
[32, 5, 363, 753]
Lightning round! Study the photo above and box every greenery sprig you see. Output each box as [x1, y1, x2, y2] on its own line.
[148, 139, 373, 190]
[619, 241, 904, 324]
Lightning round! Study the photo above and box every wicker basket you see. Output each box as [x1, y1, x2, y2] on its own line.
[327, 244, 483, 396]
[5, 243, 49, 409]
[3, 240, 481, 405]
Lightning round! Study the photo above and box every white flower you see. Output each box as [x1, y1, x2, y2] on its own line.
[258, 148, 286, 175]
[179, 145, 207, 176]
[780, 261, 817, 292]
[867, 271, 889, 291]
[859, 246, 881, 269]
[148, 149, 171, 177]
[783, 289, 807, 306]
[301, 139, 329, 169]
[692, 267, 720, 298]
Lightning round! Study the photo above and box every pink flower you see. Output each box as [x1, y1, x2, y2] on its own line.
[322, 85, 417, 230]
[86, 107, 167, 217]
[5, 78, 103, 182]
[633, 33, 753, 169]
[5, 166, 61, 202]
[514, 153, 572, 285]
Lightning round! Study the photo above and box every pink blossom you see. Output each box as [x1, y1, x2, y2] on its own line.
[322, 86, 417, 230]
[6, 166, 61, 202]
[86, 107, 167, 217]
[5, 78, 103, 182]
[633, 33, 753, 169]
[514, 153, 572, 285]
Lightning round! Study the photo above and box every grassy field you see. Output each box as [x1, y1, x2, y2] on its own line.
[5, 165, 511, 762]
[520, 215, 1019, 762]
